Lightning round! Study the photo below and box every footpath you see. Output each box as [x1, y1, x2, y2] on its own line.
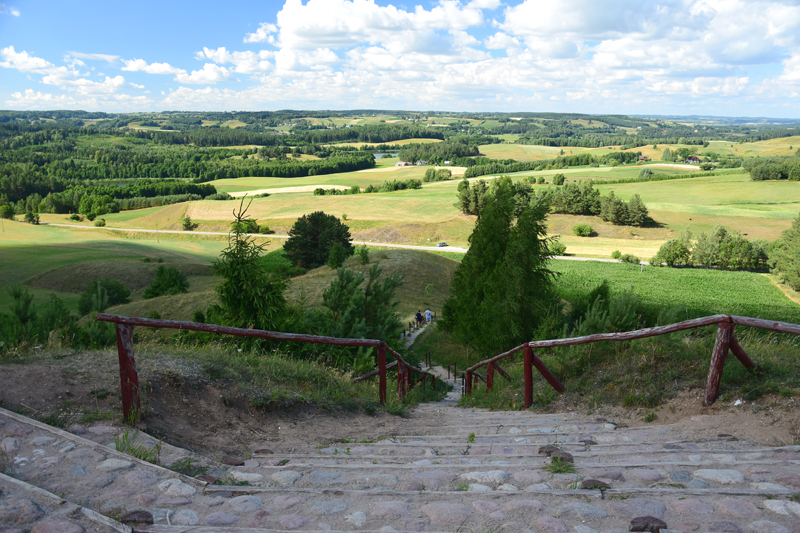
[2, 324, 800, 532]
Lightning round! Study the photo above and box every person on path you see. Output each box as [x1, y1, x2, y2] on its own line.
[425, 308, 432, 324]
[415, 310, 423, 326]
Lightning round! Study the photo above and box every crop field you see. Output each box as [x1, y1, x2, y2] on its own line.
[58, 162, 796, 252]
[551, 259, 800, 324]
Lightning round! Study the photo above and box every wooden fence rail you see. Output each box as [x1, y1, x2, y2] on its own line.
[464, 314, 800, 408]
[96, 314, 435, 422]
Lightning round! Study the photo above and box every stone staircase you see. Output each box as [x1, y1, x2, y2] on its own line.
[3, 400, 800, 533]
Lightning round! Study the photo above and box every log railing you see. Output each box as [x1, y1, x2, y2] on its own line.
[464, 314, 800, 408]
[96, 314, 436, 422]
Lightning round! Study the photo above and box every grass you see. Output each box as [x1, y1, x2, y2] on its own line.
[456, 324, 800, 412]
[115, 429, 162, 464]
[545, 457, 576, 474]
[285, 249, 459, 323]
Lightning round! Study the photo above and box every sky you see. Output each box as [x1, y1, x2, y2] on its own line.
[1, 0, 799, 117]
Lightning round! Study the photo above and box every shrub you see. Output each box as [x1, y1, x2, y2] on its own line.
[231, 218, 259, 234]
[552, 173, 565, 185]
[549, 240, 567, 256]
[700, 162, 714, 171]
[619, 254, 640, 264]
[611, 250, 622, 259]
[69, 213, 82, 222]
[259, 225, 273, 234]
[86, 213, 96, 221]
[536, 177, 545, 184]
[144, 266, 189, 299]
[327, 242, 347, 269]
[78, 279, 131, 316]
[94, 219, 106, 227]
[572, 223, 593, 237]
[638, 168, 653, 179]
[146, 311, 162, 320]
[181, 216, 194, 231]
[357, 244, 370, 265]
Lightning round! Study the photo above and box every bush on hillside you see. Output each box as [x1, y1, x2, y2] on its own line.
[572, 223, 593, 237]
[78, 279, 131, 316]
[144, 266, 189, 299]
[552, 173, 565, 185]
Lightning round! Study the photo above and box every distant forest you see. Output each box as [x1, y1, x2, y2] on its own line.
[1, 109, 798, 219]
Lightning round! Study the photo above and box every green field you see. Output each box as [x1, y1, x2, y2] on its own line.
[551, 259, 800, 324]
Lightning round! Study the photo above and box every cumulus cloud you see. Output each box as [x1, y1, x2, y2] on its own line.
[122, 58, 184, 75]
[244, 22, 278, 44]
[174, 63, 233, 84]
[0, 46, 57, 73]
[4, 0, 800, 114]
[195, 47, 273, 74]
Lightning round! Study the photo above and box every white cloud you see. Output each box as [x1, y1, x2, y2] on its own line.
[6, 88, 152, 109]
[69, 52, 120, 64]
[484, 32, 520, 50]
[195, 47, 273, 74]
[174, 63, 232, 84]
[0, 46, 57, 74]
[0, 3, 20, 16]
[122, 58, 184, 75]
[244, 22, 278, 44]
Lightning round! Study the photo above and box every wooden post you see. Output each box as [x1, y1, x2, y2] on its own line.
[486, 363, 495, 393]
[730, 335, 759, 370]
[523, 345, 534, 408]
[465, 371, 472, 394]
[115, 323, 141, 423]
[531, 351, 566, 393]
[704, 322, 733, 406]
[407, 364, 413, 391]
[378, 343, 387, 405]
[397, 362, 405, 400]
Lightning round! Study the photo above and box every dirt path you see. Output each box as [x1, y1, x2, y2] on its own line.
[769, 276, 800, 306]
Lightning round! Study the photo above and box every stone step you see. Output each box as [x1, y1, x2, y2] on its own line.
[4, 405, 800, 533]
[0, 471, 132, 533]
[130, 485, 800, 533]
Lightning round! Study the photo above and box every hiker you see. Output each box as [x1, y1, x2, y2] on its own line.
[416, 310, 423, 326]
[425, 308, 432, 324]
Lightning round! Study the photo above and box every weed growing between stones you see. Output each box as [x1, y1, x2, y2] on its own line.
[546, 457, 576, 475]
[115, 429, 162, 465]
[169, 457, 208, 477]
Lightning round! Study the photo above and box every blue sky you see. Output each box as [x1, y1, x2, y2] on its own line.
[1, 0, 800, 117]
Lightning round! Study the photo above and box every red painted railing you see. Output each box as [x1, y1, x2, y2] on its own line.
[464, 314, 800, 408]
[96, 314, 436, 422]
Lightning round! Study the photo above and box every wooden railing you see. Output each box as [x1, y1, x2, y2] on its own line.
[96, 314, 436, 422]
[464, 314, 800, 408]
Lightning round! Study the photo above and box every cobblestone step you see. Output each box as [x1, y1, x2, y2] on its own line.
[3, 404, 800, 533]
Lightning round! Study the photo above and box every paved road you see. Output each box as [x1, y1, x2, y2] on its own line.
[40, 222, 632, 262]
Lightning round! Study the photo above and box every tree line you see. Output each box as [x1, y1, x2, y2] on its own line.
[456, 178, 650, 227]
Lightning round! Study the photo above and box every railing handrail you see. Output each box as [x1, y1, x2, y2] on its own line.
[96, 313, 436, 421]
[462, 313, 800, 408]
